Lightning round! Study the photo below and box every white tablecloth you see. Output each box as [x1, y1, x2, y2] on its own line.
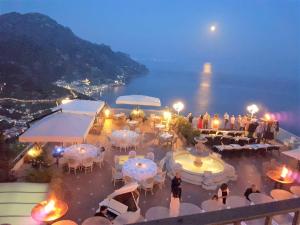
[160, 132, 173, 140]
[122, 158, 157, 181]
[63, 144, 99, 163]
[111, 130, 140, 147]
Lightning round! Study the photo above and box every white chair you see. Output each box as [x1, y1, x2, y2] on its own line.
[140, 177, 154, 196]
[146, 152, 155, 161]
[68, 160, 81, 175]
[82, 158, 94, 173]
[157, 158, 166, 173]
[129, 150, 137, 159]
[94, 154, 104, 168]
[112, 167, 123, 186]
[154, 171, 166, 190]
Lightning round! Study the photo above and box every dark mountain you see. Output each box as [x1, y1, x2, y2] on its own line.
[0, 12, 148, 99]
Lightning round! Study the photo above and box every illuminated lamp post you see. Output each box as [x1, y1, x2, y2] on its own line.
[173, 102, 184, 115]
[247, 104, 259, 118]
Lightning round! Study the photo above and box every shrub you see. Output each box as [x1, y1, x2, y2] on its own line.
[173, 116, 201, 145]
[25, 168, 52, 183]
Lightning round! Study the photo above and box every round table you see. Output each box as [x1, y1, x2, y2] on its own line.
[64, 144, 99, 163]
[226, 196, 250, 208]
[290, 186, 300, 196]
[82, 217, 112, 225]
[111, 130, 140, 147]
[155, 124, 165, 130]
[201, 200, 224, 212]
[127, 120, 139, 127]
[160, 132, 173, 140]
[52, 220, 78, 225]
[145, 206, 169, 221]
[270, 189, 295, 201]
[266, 169, 294, 188]
[249, 193, 274, 204]
[179, 203, 202, 216]
[122, 158, 157, 182]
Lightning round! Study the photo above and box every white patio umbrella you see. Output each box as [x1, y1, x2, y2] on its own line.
[116, 95, 161, 107]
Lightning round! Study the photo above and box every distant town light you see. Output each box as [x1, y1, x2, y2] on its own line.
[247, 104, 259, 117]
[173, 102, 184, 115]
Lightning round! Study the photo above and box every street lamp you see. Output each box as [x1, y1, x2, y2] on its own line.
[247, 104, 259, 118]
[173, 102, 184, 115]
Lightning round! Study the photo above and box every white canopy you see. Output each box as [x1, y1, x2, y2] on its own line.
[282, 148, 300, 161]
[116, 95, 161, 107]
[19, 112, 95, 143]
[54, 99, 105, 115]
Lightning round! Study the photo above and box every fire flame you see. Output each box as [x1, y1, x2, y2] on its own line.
[44, 200, 55, 214]
[280, 166, 289, 179]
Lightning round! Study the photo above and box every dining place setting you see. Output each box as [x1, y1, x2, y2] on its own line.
[111, 152, 167, 196]
[61, 144, 105, 175]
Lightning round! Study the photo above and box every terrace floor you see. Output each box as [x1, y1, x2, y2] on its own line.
[27, 118, 300, 224]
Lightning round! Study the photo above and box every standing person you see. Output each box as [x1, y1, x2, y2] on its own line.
[197, 115, 203, 129]
[244, 184, 260, 201]
[230, 115, 236, 130]
[169, 172, 182, 217]
[187, 112, 193, 124]
[203, 112, 208, 129]
[237, 115, 242, 130]
[240, 115, 247, 131]
[217, 183, 229, 205]
[223, 112, 229, 129]
[255, 122, 264, 143]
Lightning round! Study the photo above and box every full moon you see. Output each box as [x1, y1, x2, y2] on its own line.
[210, 25, 216, 32]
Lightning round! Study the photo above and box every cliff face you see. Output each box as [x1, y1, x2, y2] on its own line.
[0, 12, 148, 99]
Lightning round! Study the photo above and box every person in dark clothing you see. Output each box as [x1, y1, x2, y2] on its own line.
[217, 183, 229, 204]
[94, 205, 109, 219]
[171, 172, 182, 199]
[244, 184, 260, 201]
[187, 112, 193, 124]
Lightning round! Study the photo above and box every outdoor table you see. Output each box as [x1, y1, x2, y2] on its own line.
[52, 220, 78, 225]
[155, 124, 165, 130]
[114, 113, 125, 119]
[122, 158, 157, 182]
[266, 169, 294, 188]
[179, 202, 202, 216]
[82, 217, 112, 225]
[145, 206, 169, 220]
[194, 136, 208, 143]
[201, 200, 224, 212]
[63, 144, 99, 163]
[249, 193, 274, 204]
[110, 130, 140, 148]
[290, 186, 300, 196]
[270, 189, 295, 201]
[160, 132, 173, 140]
[127, 120, 139, 126]
[226, 196, 249, 208]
